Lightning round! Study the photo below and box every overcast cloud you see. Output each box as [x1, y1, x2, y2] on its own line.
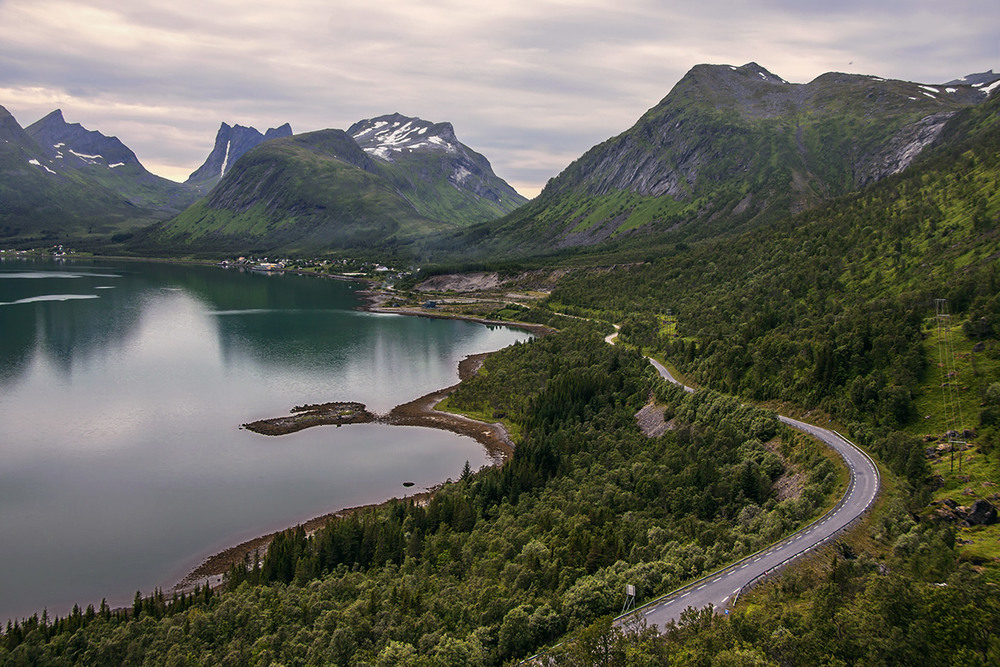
[1, 0, 996, 197]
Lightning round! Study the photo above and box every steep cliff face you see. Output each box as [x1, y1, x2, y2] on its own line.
[479, 63, 1000, 252]
[185, 122, 293, 192]
[857, 111, 958, 186]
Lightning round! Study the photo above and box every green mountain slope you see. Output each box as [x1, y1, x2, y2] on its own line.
[26, 110, 198, 215]
[144, 129, 456, 254]
[549, 86, 1000, 435]
[0, 105, 152, 244]
[443, 63, 997, 258]
[145, 116, 526, 256]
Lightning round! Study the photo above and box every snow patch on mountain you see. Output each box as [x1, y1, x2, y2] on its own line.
[220, 140, 231, 179]
[350, 115, 459, 161]
[28, 159, 57, 174]
[68, 149, 103, 164]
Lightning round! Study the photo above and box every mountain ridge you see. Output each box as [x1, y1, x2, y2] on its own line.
[450, 62, 1000, 257]
[25, 109, 199, 215]
[145, 114, 527, 255]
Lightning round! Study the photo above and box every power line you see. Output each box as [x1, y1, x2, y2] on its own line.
[935, 298, 966, 472]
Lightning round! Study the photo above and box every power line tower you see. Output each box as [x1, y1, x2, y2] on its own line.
[935, 298, 966, 472]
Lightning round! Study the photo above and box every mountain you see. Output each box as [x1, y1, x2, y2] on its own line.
[146, 129, 454, 254]
[26, 110, 199, 215]
[147, 115, 526, 255]
[0, 105, 150, 243]
[185, 122, 293, 192]
[458, 63, 1000, 256]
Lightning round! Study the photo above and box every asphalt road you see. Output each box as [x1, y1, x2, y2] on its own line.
[618, 351, 881, 630]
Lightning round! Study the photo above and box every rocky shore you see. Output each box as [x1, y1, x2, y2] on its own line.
[241, 401, 375, 435]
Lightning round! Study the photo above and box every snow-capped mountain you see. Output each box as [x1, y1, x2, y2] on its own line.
[150, 114, 527, 254]
[28, 109, 141, 171]
[348, 113, 527, 212]
[349, 113, 461, 161]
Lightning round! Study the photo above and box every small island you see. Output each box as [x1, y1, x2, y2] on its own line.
[241, 401, 375, 435]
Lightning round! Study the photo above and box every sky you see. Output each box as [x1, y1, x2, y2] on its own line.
[1, 1, 997, 198]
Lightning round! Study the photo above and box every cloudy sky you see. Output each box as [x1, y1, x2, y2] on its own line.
[1, 0, 997, 197]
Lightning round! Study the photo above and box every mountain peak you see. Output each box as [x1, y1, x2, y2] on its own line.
[40, 108, 66, 123]
[186, 121, 293, 189]
[265, 123, 293, 140]
[944, 69, 999, 86]
[26, 109, 138, 169]
[347, 114, 459, 161]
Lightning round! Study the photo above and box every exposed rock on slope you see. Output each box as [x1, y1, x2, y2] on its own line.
[186, 122, 293, 192]
[349, 113, 528, 219]
[150, 115, 527, 254]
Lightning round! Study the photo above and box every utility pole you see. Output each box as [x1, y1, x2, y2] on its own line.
[621, 583, 636, 615]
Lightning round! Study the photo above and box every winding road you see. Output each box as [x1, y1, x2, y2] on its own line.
[610, 329, 881, 629]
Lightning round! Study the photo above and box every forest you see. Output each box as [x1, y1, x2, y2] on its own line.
[2, 323, 858, 665]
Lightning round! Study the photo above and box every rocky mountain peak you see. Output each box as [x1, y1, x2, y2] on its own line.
[0, 104, 33, 146]
[265, 123, 293, 140]
[347, 113, 459, 161]
[26, 109, 139, 170]
[186, 121, 293, 190]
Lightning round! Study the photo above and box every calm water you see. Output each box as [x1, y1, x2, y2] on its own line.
[0, 257, 530, 623]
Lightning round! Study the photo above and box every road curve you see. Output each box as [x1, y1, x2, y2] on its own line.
[615, 337, 881, 630]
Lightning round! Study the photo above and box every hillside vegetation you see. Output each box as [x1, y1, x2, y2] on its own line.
[0, 325, 848, 664]
[549, 91, 1000, 439]
[429, 64, 993, 260]
[141, 130, 449, 255]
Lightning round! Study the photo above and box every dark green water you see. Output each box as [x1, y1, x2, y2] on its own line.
[0, 258, 530, 623]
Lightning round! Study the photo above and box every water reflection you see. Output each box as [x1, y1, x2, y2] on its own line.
[0, 258, 531, 623]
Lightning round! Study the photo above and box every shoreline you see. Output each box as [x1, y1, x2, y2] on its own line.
[136, 264, 547, 592]
[16, 254, 550, 602]
[172, 352, 520, 592]
[356, 288, 554, 337]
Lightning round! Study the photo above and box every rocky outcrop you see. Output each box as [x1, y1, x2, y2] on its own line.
[856, 112, 957, 187]
[635, 401, 673, 437]
[966, 499, 999, 526]
[186, 121, 293, 191]
[349, 113, 527, 214]
[930, 498, 999, 526]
